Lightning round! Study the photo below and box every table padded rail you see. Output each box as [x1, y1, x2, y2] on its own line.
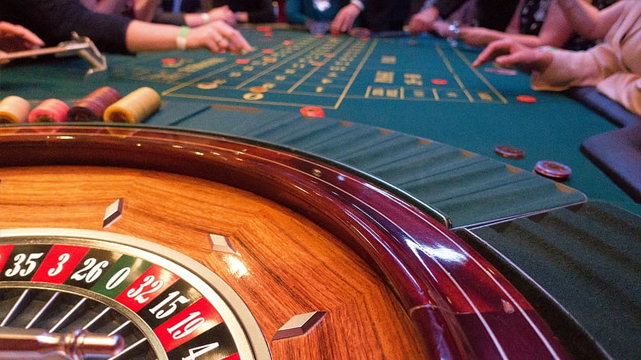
[456, 201, 641, 360]
[147, 103, 587, 228]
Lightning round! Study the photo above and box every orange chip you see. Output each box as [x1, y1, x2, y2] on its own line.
[300, 106, 325, 118]
[249, 86, 269, 93]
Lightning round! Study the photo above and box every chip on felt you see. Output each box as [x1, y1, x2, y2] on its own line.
[249, 86, 269, 93]
[300, 106, 325, 118]
[534, 160, 572, 181]
[431, 79, 448, 85]
[494, 145, 525, 159]
[516, 95, 537, 103]
[235, 58, 250, 64]
[484, 66, 517, 76]
[283, 40, 293, 45]
[262, 48, 274, 54]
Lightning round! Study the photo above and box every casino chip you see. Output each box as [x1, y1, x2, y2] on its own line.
[431, 79, 448, 85]
[484, 67, 517, 76]
[494, 145, 525, 159]
[534, 160, 572, 181]
[235, 58, 250, 64]
[516, 95, 537, 103]
[350, 27, 371, 38]
[300, 106, 325, 118]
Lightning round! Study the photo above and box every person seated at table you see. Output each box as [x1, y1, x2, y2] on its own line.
[428, 0, 576, 49]
[438, 0, 619, 49]
[83, 0, 237, 27]
[286, 0, 351, 34]
[0, 21, 44, 62]
[472, 0, 641, 115]
[209, 0, 277, 24]
[352, 0, 411, 33]
[409, 0, 520, 36]
[1, 0, 252, 55]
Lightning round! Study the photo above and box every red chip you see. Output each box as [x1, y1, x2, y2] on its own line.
[494, 145, 525, 159]
[235, 58, 250, 64]
[262, 48, 274, 54]
[330, 29, 340, 36]
[534, 160, 572, 181]
[300, 106, 325, 118]
[517, 95, 537, 103]
[283, 40, 293, 45]
[161, 58, 177, 64]
[431, 79, 448, 85]
[256, 26, 271, 32]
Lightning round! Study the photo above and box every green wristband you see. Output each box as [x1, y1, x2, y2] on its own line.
[176, 26, 190, 51]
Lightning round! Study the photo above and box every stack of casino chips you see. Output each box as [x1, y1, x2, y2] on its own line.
[104, 87, 162, 123]
[68, 86, 122, 122]
[0, 96, 31, 124]
[27, 99, 70, 123]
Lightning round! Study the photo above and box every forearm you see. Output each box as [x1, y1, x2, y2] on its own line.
[459, 27, 543, 48]
[134, 0, 162, 21]
[125, 20, 181, 52]
[531, 46, 618, 90]
[556, 0, 614, 39]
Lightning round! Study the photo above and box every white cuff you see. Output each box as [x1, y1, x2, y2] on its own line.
[350, 0, 364, 11]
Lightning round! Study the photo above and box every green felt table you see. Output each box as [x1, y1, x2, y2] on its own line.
[2, 26, 641, 359]
[0, 27, 638, 223]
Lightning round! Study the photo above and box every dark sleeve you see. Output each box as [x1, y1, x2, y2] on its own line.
[209, 0, 275, 24]
[152, 8, 188, 25]
[246, 0, 276, 23]
[474, 0, 519, 30]
[432, 0, 469, 18]
[0, 0, 132, 54]
[360, 0, 411, 32]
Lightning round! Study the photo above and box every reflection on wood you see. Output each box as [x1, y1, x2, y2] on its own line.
[0, 166, 430, 359]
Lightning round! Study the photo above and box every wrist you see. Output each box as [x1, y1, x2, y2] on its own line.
[201, 13, 210, 25]
[176, 26, 189, 51]
[350, 0, 364, 12]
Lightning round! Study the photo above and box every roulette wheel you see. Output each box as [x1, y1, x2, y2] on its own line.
[0, 125, 567, 359]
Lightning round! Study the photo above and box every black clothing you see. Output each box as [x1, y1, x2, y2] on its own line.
[210, 0, 276, 23]
[361, 0, 411, 32]
[0, 0, 132, 54]
[433, 0, 519, 31]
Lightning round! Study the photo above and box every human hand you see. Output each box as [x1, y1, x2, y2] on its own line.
[208, 5, 236, 25]
[458, 27, 497, 47]
[472, 38, 553, 74]
[188, 20, 252, 54]
[330, 4, 360, 33]
[408, 7, 439, 36]
[0, 22, 44, 54]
